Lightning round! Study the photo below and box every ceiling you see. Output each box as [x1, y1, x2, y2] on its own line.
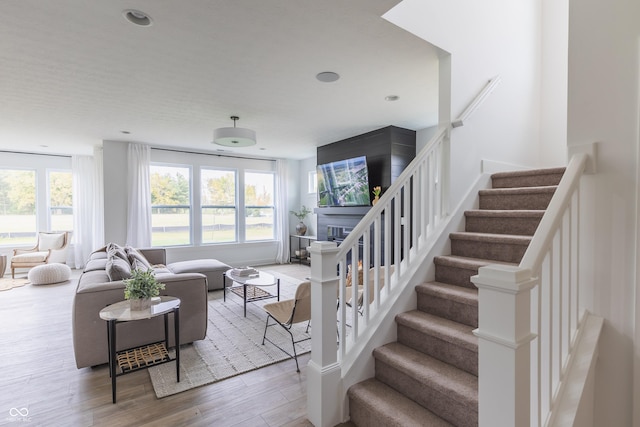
[0, 1, 439, 160]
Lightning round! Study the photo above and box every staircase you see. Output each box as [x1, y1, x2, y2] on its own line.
[346, 167, 566, 427]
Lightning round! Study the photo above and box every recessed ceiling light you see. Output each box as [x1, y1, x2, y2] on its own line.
[316, 72, 340, 83]
[385, 95, 399, 101]
[39, 144, 48, 148]
[120, 130, 131, 134]
[123, 9, 153, 27]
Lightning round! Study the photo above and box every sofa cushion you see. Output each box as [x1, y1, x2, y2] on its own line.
[168, 259, 231, 290]
[84, 258, 108, 272]
[12, 251, 49, 263]
[106, 256, 132, 281]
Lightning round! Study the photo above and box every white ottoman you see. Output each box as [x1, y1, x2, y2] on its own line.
[28, 263, 72, 285]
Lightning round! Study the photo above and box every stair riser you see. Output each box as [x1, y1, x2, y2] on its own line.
[397, 324, 478, 376]
[479, 193, 553, 210]
[417, 291, 478, 328]
[491, 173, 563, 188]
[375, 359, 478, 427]
[465, 216, 541, 236]
[451, 239, 527, 263]
[434, 262, 478, 289]
[349, 399, 403, 427]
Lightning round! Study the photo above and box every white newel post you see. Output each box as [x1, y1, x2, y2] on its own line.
[307, 241, 342, 427]
[471, 265, 537, 427]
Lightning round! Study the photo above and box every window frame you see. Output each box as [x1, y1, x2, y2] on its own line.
[200, 167, 238, 244]
[243, 170, 276, 242]
[149, 163, 193, 247]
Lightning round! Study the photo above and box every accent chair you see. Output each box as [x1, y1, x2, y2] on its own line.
[11, 231, 69, 278]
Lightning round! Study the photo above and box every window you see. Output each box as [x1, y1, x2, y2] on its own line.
[308, 171, 317, 194]
[201, 168, 236, 243]
[48, 170, 73, 233]
[0, 169, 36, 246]
[244, 171, 275, 241]
[150, 165, 191, 246]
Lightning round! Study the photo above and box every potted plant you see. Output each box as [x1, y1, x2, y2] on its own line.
[290, 205, 312, 236]
[124, 269, 166, 311]
[372, 186, 382, 205]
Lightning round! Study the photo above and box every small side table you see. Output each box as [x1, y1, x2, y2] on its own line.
[99, 296, 181, 403]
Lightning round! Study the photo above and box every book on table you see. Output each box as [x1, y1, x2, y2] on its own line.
[231, 267, 259, 277]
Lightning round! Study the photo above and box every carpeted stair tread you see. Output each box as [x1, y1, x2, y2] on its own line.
[396, 310, 477, 353]
[479, 185, 557, 196]
[464, 209, 545, 218]
[464, 209, 544, 235]
[449, 231, 532, 245]
[490, 167, 565, 188]
[434, 254, 516, 270]
[449, 232, 531, 263]
[348, 378, 453, 427]
[374, 342, 478, 407]
[416, 281, 478, 305]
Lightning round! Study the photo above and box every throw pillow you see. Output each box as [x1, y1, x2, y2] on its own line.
[132, 258, 151, 272]
[125, 246, 152, 270]
[106, 256, 132, 281]
[106, 242, 128, 261]
[38, 232, 66, 251]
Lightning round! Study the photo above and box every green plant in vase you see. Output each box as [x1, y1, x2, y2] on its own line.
[290, 205, 312, 236]
[124, 268, 166, 311]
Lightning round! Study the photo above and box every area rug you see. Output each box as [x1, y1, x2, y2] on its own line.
[0, 277, 28, 291]
[148, 269, 311, 398]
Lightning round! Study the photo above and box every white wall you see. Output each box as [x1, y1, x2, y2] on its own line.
[296, 156, 318, 237]
[566, 0, 640, 425]
[385, 0, 544, 209]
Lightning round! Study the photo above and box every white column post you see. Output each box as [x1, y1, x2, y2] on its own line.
[471, 264, 537, 427]
[307, 241, 342, 427]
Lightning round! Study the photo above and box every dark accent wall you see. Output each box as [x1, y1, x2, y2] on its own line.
[315, 126, 416, 243]
[316, 126, 416, 196]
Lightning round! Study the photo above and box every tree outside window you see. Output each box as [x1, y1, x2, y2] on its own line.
[201, 168, 236, 243]
[49, 170, 73, 233]
[0, 169, 36, 245]
[245, 171, 274, 241]
[150, 165, 191, 246]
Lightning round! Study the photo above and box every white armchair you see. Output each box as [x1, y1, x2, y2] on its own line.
[11, 231, 69, 278]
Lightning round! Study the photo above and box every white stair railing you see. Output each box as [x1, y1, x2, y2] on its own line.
[307, 126, 450, 427]
[472, 144, 597, 426]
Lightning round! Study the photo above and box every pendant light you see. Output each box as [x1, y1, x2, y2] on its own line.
[212, 116, 257, 147]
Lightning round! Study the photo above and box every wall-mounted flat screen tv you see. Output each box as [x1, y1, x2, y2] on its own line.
[317, 156, 371, 207]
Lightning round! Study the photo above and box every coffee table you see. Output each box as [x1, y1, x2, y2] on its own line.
[99, 296, 180, 403]
[223, 269, 280, 317]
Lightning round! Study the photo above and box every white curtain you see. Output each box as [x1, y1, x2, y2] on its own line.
[93, 147, 105, 250]
[126, 143, 152, 247]
[72, 152, 104, 268]
[275, 159, 290, 264]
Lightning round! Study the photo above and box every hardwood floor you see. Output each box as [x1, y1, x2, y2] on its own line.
[0, 267, 315, 427]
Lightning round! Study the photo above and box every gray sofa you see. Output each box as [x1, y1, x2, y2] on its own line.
[72, 244, 229, 369]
